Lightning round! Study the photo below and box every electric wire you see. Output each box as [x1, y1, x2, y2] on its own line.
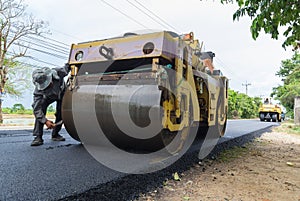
[51, 29, 83, 41]
[7, 51, 61, 68]
[132, 0, 180, 32]
[9, 36, 69, 55]
[26, 56, 61, 67]
[215, 57, 242, 82]
[18, 61, 42, 68]
[24, 35, 70, 52]
[125, 0, 170, 30]
[6, 31, 70, 70]
[97, 0, 149, 29]
[9, 30, 70, 50]
[36, 34, 70, 47]
[13, 42, 68, 60]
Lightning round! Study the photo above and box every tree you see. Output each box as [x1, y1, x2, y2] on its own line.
[271, 52, 300, 117]
[222, 0, 300, 48]
[228, 88, 260, 119]
[0, 0, 48, 122]
[47, 104, 55, 113]
[11, 103, 24, 113]
[3, 58, 32, 96]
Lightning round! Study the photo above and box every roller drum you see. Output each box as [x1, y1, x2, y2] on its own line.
[62, 83, 180, 151]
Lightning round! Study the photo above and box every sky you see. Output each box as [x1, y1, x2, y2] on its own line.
[3, 0, 295, 108]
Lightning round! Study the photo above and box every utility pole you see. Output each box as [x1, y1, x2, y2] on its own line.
[242, 81, 251, 95]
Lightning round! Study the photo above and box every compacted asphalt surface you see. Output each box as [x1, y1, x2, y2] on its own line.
[0, 119, 278, 201]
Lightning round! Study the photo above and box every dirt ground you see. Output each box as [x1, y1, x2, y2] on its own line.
[138, 125, 300, 201]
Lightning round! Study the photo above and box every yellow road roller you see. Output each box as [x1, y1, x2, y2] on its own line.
[62, 31, 228, 152]
[259, 98, 282, 122]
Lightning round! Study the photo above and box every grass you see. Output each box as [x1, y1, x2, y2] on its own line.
[273, 120, 300, 136]
[217, 145, 250, 163]
[218, 120, 300, 163]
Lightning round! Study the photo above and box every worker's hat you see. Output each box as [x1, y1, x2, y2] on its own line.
[32, 67, 59, 90]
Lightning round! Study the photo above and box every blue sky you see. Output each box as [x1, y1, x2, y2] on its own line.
[3, 0, 294, 108]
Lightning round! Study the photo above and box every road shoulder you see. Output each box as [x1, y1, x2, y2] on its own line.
[137, 127, 300, 201]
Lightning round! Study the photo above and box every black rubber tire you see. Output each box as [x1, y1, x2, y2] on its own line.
[216, 94, 227, 137]
[259, 113, 265, 121]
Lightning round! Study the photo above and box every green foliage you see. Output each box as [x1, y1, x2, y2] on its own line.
[271, 52, 300, 116]
[47, 105, 55, 113]
[2, 104, 55, 115]
[12, 103, 25, 112]
[2, 105, 33, 115]
[3, 60, 33, 98]
[228, 89, 261, 119]
[10, 103, 33, 114]
[222, 0, 300, 48]
[2, 107, 11, 114]
[273, 120, 300, 136]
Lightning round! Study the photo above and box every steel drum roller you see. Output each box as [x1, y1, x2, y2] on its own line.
[62, 83, 179, 151]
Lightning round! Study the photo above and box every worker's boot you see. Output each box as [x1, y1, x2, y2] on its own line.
[31, 136, 44, 146]
[51, 134, 65, 141]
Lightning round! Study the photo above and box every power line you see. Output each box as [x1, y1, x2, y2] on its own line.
[125, 0, 170, 30]
[13, 43, 68, 60]
[9, 36, 69, 55]
[9, 30, 70, 49]
[24, 35, 70, 52]
[215, 57, 243, 83]
[51, 29, 83, 41]
[132, 0, 179, 32]
[17, 61, 42, 68]
[98, 0, 149, 29]
[6, 31, 70, 68]
[7, 51, 61, 68]
[26, 56, 61, 67]
[36, 34, 70, 47]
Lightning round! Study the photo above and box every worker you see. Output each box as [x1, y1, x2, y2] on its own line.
[264, 98, 270, 104]
[31, 64, 70, 146]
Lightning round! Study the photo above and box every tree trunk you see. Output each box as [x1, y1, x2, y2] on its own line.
[0, 99, 3, 123]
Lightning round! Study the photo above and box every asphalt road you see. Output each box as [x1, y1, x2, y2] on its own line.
[0, 119, 278, 201]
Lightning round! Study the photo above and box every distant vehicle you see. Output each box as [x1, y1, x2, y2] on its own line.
[259, 98, 282, 122]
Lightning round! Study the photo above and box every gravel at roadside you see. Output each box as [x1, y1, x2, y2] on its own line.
[137, 129, 300, 201]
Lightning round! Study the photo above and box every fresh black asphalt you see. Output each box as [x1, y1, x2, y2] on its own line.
[0, 120, 278, 201]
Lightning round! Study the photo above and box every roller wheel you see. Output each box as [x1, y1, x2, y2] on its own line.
[259, 113, 265, 121]
[216, 96, 227, 137]
[272, 114, 277, 122]
[62, 88, 81, 141]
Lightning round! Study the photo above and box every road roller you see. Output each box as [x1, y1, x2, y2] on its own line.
[62, 31, 228, 152]
[259, 98, 282, 122]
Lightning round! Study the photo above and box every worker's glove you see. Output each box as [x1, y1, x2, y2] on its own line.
[45, 120, 55, 129]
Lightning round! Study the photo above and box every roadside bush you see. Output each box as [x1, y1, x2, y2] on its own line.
[228, 89, 261, 119]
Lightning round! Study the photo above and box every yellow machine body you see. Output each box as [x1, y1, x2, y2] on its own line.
[259, 98, 282, 122]
[62, 31, 228, 151]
